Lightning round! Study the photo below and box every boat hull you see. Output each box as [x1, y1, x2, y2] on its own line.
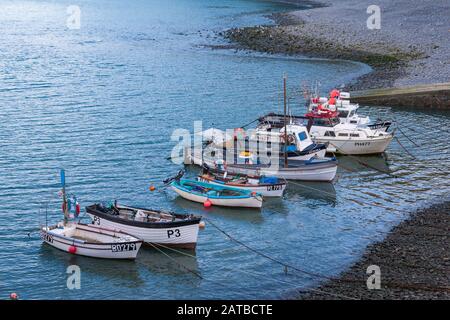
[171, 184, 263, 208]
[315, 136, 393, 155]
[41, 224, 142, 260]
[197, 176, 286, 197]
[86, 213, 200, 250]
[225, 162, 337, 182]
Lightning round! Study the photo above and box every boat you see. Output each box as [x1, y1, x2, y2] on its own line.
[86, 202, 202, 249]
[307, 89, 392, 131]
[217, 157, 338, 182]
[304, 110, 394, 155]
[197, 166, 287, 197]
[168, 176, 263, 208]
[188, 142, 337, 181]
[41, 222, 142, 260]
[41, 169, 143, 259]
[250, 123, 327, 160]
[257, 111, 394, 155]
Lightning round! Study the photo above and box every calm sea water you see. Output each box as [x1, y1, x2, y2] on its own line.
[0, 0, 448, 299]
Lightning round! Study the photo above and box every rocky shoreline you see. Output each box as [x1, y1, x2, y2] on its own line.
[221, 0, 449, 91]
[298, 201, 450, 300]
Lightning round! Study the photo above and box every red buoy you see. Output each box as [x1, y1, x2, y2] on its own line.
[149, 185, 156, 191]
[68, 246, 77, 254]
[203, 199, 212, 208]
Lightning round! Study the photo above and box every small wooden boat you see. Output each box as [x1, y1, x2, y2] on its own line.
[41, 222, 142, 260]
[197, 169, 286, 197]
[86, 203, 202, 249]
[41, 169, 142, 259]
[170, 178, 263, 208]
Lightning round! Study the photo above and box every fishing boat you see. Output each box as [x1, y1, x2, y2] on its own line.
[217, 157, 338, 181]
[250, 123, 327, 160]
[41, 169, 143, 259]
[168, 175, 263, 208]
[257, 111, 394, 155]
[304, 110, 394, 155]
[197, 166, 287, 197]
[41, 222, 142, 260]
[308, 89, 392, 131]
[86, 202, 202, 250]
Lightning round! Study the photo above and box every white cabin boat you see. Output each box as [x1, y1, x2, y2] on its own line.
[251, 124, 327, 160]
[257, 113, 393, 155]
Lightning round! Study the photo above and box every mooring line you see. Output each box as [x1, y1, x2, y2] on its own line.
[395, 124, 420, 147]
[146, 242, 203, 279]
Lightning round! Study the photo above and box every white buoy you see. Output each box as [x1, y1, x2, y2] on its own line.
[199, 221, 206, 229]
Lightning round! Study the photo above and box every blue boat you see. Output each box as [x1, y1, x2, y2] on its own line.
[170, 179, 263, 208]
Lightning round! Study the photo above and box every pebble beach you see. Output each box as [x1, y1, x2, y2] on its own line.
[225, 0, 450, 90]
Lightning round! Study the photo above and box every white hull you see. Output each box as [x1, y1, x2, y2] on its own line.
[171, 185, 262, 208]
[296, 148, 327, 160]
[225, 164, 337, 182]
[188, 153, 337, 181]
[41, 224, 142, 259]
[315, 136, 393, 155]
[87, 213, 200, 249]
[197, 177, 286, 197]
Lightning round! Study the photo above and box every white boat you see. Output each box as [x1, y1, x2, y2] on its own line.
[187, 144, 337, 181]
[222, 158, 338, 182]
[308, 90, 392, 131]
[251, 123, 327, 160]
[197, 170, 286, 197]
[41, 222, 142, 260]
[86, 203, 202, 249]
[310, 125, 394, 155]
[170, 178, 263, 208]
[257, 112, 394, 155]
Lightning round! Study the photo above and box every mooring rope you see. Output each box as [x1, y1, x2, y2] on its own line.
[204, 216, 450, 294]
[146, 242, 203, 279]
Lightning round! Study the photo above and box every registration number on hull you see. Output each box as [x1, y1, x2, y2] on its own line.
[266, 185, 283, 191]
[111, 243, 137, 252]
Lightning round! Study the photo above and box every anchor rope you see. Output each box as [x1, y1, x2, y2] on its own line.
[204, 216, 450, 294]
[146, 241, 203, 279]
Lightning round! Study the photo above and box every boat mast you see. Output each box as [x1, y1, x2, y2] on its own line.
[283, 75, 288, 168]
[61, 169, 68, 224]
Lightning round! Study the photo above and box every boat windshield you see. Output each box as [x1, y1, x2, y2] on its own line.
[313, 117, 340, 127]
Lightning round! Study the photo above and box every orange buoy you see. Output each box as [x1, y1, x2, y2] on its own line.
[149, 185, 156, 191]
[203, 199, 212, 208]
[68, 245, 77, 254]
[199, 221, 206, 229]
[10, 292, 18, 300]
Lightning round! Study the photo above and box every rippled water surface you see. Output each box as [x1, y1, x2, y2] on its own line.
[0, 0, 449, 299]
